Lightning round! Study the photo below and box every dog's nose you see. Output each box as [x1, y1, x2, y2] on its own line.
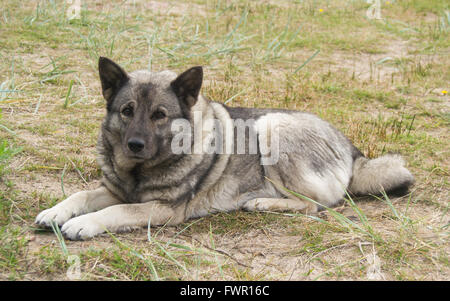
[127, 138, 145, 153]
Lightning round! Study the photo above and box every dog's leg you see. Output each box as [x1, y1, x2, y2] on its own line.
[60, 201, 185, 240]
[243, 198, 318, 214]
[35, 186, 121, 228]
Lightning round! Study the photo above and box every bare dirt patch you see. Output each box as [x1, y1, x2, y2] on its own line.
[322, 39, 433, 82]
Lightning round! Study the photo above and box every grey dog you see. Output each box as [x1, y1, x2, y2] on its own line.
[35, 57, 414, 240]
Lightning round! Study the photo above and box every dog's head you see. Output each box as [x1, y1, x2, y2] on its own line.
[98, 57, 202, 163]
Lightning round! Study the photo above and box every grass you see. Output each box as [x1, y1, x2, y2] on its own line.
[0, 138, 20, 178]
[0, 0, 448, 280]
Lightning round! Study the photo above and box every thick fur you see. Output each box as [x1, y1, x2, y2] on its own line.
[349, 154, 414, 196]
[35, 58, 414, 240]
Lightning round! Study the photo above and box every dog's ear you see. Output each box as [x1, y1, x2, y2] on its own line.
[98, 57, 128, 103]
[170, 66, 203, 108]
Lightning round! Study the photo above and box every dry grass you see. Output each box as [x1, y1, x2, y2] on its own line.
[0, 0, 448, 280]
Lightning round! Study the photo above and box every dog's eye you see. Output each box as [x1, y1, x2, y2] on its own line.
[152, 110, 166, 120]
[121, 107, 133, 117]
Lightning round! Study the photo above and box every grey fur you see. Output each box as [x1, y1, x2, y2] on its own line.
[35, 58, 414, 240]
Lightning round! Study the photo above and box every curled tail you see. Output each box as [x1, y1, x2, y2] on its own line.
[349, 154, 414, 196]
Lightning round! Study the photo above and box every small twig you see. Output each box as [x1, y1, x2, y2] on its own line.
[0, 123, 15, 135]
[307, 242, 354, 264]
[34, 95, 42, 114]
[184, 235, 250, 268]
[66, 156, 88, 185]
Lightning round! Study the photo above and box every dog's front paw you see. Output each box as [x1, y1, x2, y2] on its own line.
[35, 205, 74, 228]
[35, 191, 89, 228]
[61, 214, 105, 240]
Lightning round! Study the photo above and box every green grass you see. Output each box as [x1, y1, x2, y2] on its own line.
[0, 226, 28, 280]
[0, 0, 448, 280]
[0, 111, 22, 227]
[0, 140, 20, 178]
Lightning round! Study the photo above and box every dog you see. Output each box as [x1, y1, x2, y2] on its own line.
[35, 57, 414, 240]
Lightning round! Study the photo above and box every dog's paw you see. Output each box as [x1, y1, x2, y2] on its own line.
[35, 205, 74, 228]
[35, 191, 89, 228]
[61, 214, 105, 240]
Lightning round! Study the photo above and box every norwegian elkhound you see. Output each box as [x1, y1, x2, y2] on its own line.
[35, 57, 414, 240]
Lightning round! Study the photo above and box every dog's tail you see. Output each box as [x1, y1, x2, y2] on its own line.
[349, 154, 414, 196]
